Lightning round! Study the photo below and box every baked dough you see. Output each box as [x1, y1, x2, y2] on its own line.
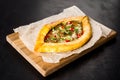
[34, 16, 92, 52]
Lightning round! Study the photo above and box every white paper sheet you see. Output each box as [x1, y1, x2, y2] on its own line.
[14, 6, 111, 63]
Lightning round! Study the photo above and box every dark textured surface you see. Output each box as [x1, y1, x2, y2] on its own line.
[0, 0, 120, 80]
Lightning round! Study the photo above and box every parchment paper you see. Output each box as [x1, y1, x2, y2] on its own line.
[14, 6, 111, 63]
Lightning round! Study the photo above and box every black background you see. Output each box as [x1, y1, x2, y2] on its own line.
[0, 0, 120, 80]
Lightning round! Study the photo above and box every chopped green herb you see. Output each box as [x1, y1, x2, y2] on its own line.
[45, 20, 83, 43]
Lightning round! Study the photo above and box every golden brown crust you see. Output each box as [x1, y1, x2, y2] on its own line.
[34, 16, 92, 53]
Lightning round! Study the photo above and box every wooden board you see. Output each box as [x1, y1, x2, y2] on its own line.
[6, 30, 117, 77]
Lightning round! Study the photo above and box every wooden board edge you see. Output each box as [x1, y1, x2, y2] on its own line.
[44, 30, 117, 76]
[6, 30, 117, 77]
[6, 35, 47, 77]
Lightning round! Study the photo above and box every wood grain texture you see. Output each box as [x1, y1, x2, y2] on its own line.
[6, 30, 117, 77]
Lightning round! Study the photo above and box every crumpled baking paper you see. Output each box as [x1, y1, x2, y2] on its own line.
[14, 6, 111, 63]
